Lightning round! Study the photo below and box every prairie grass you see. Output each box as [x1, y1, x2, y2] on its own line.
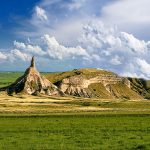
[0, 114, 149, 150]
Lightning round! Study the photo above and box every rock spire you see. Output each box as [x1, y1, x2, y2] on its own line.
[0, 57, 63, 96]
[30, 56, 35, 68]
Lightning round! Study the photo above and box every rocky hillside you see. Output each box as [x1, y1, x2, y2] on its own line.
[45, 68, 143, 99]
[128, 78, 150, 99]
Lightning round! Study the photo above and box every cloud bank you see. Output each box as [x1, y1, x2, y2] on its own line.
[1, 20, 150, 79]
[80, 21, 150, 79]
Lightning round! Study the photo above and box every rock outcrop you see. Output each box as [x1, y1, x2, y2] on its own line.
[57, 74, 131, 98]
[0, 57, 62, 96]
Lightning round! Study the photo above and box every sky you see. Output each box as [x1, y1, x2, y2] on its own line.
[0, 0, 150, 79]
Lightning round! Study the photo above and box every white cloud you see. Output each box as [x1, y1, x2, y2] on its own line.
[101, 0, 150, 39]
[10, 49, 31, 62]
[0, 34, 90, 65]
[136, 59, 150, 76]
[120, 32, 147, 53]
[35, 6, 48, 21]
[14, 41, 46, 56]
[80, 21, 150, 79]
[26, 45, 45, 55]
[42, 34, 89, 59]
[0, 52, 7, 60]
[14, 41, 26, 49]
[102, 0, 150, 24]
[65, 0, 86, 10]
[110, 55, 122, 65]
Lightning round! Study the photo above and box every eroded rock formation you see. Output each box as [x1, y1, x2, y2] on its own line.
[0, 57, 62, 96]
[57, 73, 131, 98]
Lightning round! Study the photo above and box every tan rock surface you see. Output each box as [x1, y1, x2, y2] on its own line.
[58, 73, 131, 97]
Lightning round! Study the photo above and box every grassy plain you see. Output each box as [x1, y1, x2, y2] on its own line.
[0, 93, 149, 149]
[0, 72, 23, 87]
[0, 114, 150, 150]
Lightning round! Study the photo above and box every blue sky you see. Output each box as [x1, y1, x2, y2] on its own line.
[0, 0, 39, 47]
[0, 0, 150, 79]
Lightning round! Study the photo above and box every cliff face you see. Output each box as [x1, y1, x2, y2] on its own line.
[59, 75, 129, 91]
[0, 57, 61, 96]
[59, 75, 93, 97]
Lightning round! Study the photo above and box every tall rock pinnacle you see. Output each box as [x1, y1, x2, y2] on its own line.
[0, 56, 63, 96]
[30, 56, 35, 68]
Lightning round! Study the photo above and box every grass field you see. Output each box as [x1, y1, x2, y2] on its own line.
[0, 72, 23, 87]
[0, 114, 149, 150]
[0, 94, 149, 149]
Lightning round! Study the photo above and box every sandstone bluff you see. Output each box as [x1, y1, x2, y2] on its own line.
[0, 57, 147, 99]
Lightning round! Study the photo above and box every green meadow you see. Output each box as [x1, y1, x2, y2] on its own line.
[0, 114, 150, 150]
[0, 72, 23, 87]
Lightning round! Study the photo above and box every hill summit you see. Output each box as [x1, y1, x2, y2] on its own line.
[0, 57, 61, 96]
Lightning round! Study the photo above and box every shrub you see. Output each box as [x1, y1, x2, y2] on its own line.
[144, 93, 150, 99]
[82, 102, 91, 106]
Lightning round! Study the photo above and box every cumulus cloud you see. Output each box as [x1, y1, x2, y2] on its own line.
[0, 34, 90, 69]
[35, 6, 48, 21]
[80, 21, 150, 79]
[42, 34, 89, 59]
[14, 41, 46, 56]
[14, 35, 90, 60]
[0, 50, 31, 65]
[1, 17, 150, 79]
[0, 52, 7, 60]
[14, 41, 26, 49]
[12, 0, 150, 48]
[13, 20, 150, 78]
[10, 49, 31, 62]
[13, 35, 89, 61]
[120, 32, 147, 53]
[136, 59, 150, 76]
